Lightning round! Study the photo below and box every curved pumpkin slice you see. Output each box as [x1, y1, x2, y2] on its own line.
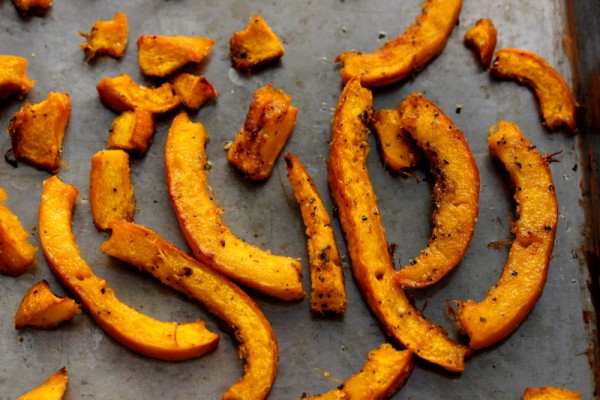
[17, 367, 68, 400]
[303, 344, 413, 400]
[165, 113, 304, 301]
[283, 152, 346, 314]
[328, 78, 469, 372]
[96, 74, 181, 114]
[392, 93, 479, 288]
[335, 0, 462, 87]
[453, 121, 558, 350]
[102, 221, 278, 400]
[38, 176, 219, 361]
[490, 48, 577, 132]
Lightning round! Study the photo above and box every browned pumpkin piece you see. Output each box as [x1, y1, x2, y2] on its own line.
[371, 109, 420, 172]
[522, 386, 581, 400]
[102, 221, 279, 400]
[79, 11, 129, 59]
[89, 149, 135, 231]
[137, 35, 215, 77]
[11, 0, 52, 15]
[15, 280, 81, 329]
[96, 74, 181, 114]
[230, 15, 285, 70]
[7, 92, 71, 173]
[39, 176, 219, 361]
[452, 121, 558, 350]
[302, 344, 414, 400]
[0, 188, 37, 276]
[165, 113, 304, 301]
[464, 18, 497, 68]
[392, 93, 480, 288]
[336, 0, 462, 87]
[328, 78, 470, 372]
[283, 152, 346, 314]
[107, 108, 155, 156]
[171, 73, 218, 110]
[17, 367, 68, 400]
[490, 48, 577, 132]
[227, 83, 298, 181]
[0, 55, 35, 100]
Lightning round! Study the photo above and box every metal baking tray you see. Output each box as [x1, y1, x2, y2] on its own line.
[1, 0, 597, 398]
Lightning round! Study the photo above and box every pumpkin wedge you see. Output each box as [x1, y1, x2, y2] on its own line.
[522, 386, 581, 400]
[464, 18, 497, 69]
[0, 55, 35, 100]
[284, 152, 346, 314]
[392, 93, 479, 288]
[165, 113, 304, 301]
[335, 0, 462, 87]
[0, 188, 37, 276]
[137, 35, 215, 77]
[371, 109, 420, 172]
[17, 367, 68, 400]
[490, 48, 577, 132]
[302, 344, 413, 400]
[96, 74, 181, 114]
[79, 11, 129, 59]
[15, 279, 81, 329]
[452, 121, 558, 349]
[328, 78, 469, 372]
[39, 176, 219, 361]
[102, 221, 278, 400]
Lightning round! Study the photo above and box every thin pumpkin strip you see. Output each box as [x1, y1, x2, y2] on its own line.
[165, 113, 304, 301]
[283, 152, 346, 314]
[17, 367, 68, 400]
[38, 176, 219, 361]
[335, 0, 462, 87]
[328, 78, 470, 372]
[102, 221, 278, 400]
[452, 121, 558, 350]
[490, 48, 577, 132]
[393, 93, 479, 288]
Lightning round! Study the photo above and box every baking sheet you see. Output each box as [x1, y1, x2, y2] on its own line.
[0, 0, 597, 398]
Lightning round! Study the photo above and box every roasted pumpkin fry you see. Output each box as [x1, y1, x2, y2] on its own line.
[96, 74, 181, 114]
[371, 109, 420, 172]
[452, 121, 558, 350]
[7, 92, 71, 173]
[17, 367, 68, 400]
[302, 344, 413, 400]
[79, 12, 129, 59]
[137, 35, 215, 77]
[171, 73, 218, 110]
[11, 0, 51, 15]
[490, 48, 577, 132]
[39, 176, 219, 361]
[107, 108, 155, 156]
[227, 83, 298, 181]
[336, 0, 462, 87]
[0, 188, 37, 276]
[230, 15, 285, 70]
[522, 386, 581, 400]
[392, 93, 479, 288]
[464, 18, 497, 68]
[15, 280, 81, 329]
[284, 152, 346, 314]
[102, 221, 279, 400]
[89, 149, 135, 231]
[328, 78, 469, 372]
[165, 113, 304, 301]
[0, 55, 35, 100]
